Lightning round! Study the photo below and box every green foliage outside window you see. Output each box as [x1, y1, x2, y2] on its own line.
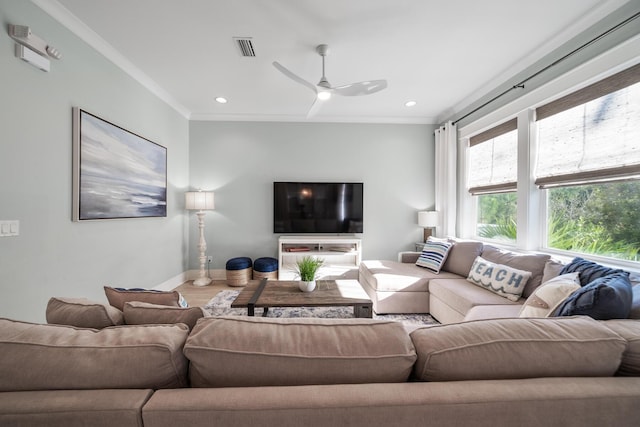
[548, 182, 640, 261]
[475, 182, 640, 261]
[476, 193, 517, 242]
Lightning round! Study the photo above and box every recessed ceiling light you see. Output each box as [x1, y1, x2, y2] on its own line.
[215, 97, 228, 104]
[405, 100, 417, 107]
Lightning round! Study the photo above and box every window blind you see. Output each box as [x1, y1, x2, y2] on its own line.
[467, 118, 518, 195]
[536, 62, 640, 121]
[535, 63, 640, 188]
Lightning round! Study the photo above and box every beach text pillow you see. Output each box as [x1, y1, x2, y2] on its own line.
[467, 256, 532, 301]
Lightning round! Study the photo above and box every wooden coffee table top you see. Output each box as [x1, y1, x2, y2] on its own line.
[231, 279, 371, 309]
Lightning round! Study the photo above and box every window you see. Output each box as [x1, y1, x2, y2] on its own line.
[536, 64, 640, 261]
[476, 193, 517, 242]
[547, 182, 640, 261]
[468, 119, 518, 242]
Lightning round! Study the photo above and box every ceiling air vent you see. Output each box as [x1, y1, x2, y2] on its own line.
[234, 37, 255, 57]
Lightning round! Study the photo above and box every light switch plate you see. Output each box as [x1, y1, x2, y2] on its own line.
[0, 220, 19, 237]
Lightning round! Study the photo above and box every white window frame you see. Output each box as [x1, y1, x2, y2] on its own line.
[457, 36, 640, 271]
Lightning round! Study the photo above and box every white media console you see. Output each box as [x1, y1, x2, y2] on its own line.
[278, 236, 362, 280]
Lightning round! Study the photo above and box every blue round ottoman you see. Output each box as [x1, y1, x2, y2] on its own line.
[253, 257, 279, 280]
[225, 257, 253, 287]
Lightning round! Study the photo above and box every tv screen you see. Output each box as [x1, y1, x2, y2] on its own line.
[274, 182, 363, 234]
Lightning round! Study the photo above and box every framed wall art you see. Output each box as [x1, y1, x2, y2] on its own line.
[72, 108, 167, 221]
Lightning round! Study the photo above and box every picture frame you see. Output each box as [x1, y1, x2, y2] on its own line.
[72, 108, 167, 221]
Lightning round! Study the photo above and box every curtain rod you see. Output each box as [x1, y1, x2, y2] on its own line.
[451, 10, 640, 126]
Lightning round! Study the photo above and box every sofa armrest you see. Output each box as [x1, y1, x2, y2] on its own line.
[398, 251, 420, 263]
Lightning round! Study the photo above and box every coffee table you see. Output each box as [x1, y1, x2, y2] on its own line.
[230, 279, 373, 318]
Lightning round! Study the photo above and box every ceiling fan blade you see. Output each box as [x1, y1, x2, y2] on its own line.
[332, 79, 388, 96]
[273, 61, 317, 94]
[306, 96, 324, 118]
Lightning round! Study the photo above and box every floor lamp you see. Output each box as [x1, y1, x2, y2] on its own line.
[418, 211, 439, 242]
[185, 190, 215, 286]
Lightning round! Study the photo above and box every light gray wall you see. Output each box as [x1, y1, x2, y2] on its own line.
[0, 1, 190, 322]
[189, 121, 436, 268]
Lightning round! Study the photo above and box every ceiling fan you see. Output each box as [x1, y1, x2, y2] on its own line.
[273, 44, 387, 117]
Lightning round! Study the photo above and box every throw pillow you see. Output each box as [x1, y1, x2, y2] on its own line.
[123, 301, 206, 330]
[518, 273, 581, 318]
[415, 238, 453, 273]
[46, 297, 124, 329]
[480, 246, 550, 298]
[467, 256, 532, 302]
[554, 272, 633, 320]
[559, 257, 626, 286]
[104, 286, 182, 311]
[630, 282, 640, 320]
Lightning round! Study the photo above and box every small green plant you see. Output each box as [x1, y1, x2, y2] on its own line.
[295, 256, 324, 282]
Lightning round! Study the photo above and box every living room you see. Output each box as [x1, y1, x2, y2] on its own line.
[1, 0, 639, 326]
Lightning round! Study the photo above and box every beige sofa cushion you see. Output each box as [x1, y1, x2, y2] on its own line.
[463, 304, 522, 321]
[429, 278, 522, 317]
[410, 317, 626, 382]
[184, 316, 416, 387]
[143, 378, 640, 427]
[481, 246, 550, 298]
[541, 259, 566, 283]
[0, 389, 153, 426]
[46, 297, 124, 328]
[123, 301, 205, 329]
[104, 286, 181, 311]
[441, 239, 484, 277]
[603, 319, 640, 376]
[359, 260, 459, 292]
[0, 318, 189, 391]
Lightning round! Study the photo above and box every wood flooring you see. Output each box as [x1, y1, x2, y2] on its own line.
[173, 280, 241, 307]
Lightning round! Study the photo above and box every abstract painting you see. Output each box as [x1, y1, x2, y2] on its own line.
[72, 108, 167, 221]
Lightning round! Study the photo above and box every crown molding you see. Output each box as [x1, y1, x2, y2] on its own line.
[188, 112, 435, 124]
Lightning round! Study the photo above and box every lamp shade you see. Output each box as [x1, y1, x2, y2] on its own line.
[185, 191, 215, 210]
[418, 211, 439, 227]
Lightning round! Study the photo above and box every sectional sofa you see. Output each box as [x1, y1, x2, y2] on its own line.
[1, 313, 640, 426]
[359, 239, 638, 323]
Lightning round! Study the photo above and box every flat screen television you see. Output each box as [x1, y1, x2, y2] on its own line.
[274, 182, 364, 234]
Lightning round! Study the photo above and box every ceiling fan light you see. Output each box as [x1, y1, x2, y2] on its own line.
[215, 97, 228, 104]
[317, 91, 331, 101]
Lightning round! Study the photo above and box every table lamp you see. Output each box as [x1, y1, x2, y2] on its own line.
[418, 211, 439, 242]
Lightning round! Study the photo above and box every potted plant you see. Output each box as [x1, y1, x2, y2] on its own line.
[295, 256, 324, 292]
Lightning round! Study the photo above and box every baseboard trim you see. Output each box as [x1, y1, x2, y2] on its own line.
[152, 272, 189, 291]
[153, 269, 229, 291]
[185, 269, 227, 281]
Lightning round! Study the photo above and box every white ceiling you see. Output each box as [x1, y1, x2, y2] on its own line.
[35, 0, 627, 123]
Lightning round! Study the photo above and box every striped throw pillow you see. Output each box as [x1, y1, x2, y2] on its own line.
[416, 240, 453, 273]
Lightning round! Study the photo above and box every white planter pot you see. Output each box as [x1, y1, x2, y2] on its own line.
[298, 280, 316, 292]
